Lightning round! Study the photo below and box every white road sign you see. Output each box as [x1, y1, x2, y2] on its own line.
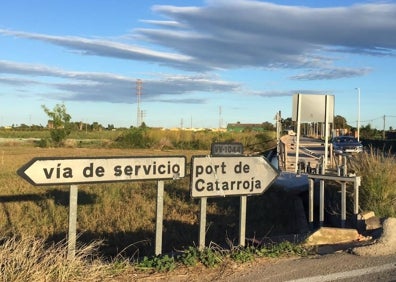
[17, 156, 186, 186]
[190, 156, 279, 198]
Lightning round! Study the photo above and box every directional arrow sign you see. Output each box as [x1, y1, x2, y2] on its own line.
[17, 156, 186, 186]
[190, 156, 279, 198]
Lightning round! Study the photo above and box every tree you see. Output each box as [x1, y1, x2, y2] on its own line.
[333, 115, 348, 129]
[261, 121, 275, 131]
[360, 123, 380, 139]
[115, 127, 151, 148]
[42, 103, 72, 145]
[91, 121, 102, 131]
[107, 124, 115, 131]
[282, 117, 294, 130]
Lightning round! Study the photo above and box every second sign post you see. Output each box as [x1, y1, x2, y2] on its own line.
[190, 143, 279, 249]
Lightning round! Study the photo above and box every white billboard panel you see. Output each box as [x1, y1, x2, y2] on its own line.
[292, 94, 334, 122]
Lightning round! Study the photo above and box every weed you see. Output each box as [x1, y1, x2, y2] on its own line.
[178, 246, 199, 266]
[137, 254, 176, 272]
[230, 246, 255, 263]
[255, 241, 308, 258]
[198, 244, 224, 268]
[107, 258, 131, 276]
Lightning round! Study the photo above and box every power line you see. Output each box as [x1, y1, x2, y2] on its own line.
[355, 115, 396, 124]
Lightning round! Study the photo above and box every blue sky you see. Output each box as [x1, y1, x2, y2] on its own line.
[1, 0, 395, 129]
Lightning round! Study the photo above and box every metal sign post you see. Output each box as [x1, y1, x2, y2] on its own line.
[17, 155, 186, 258]
[198, 197, 207, 251]
[67, 185, 78, 260]
[292, 94, 335, 172]
[155, 180, 164, 255]
[191, 148, 279, 249]
[308, 174, 361, 229]
[239, 195, 247, 246]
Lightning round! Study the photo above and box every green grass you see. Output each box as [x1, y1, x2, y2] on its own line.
[0, 127, 276, 152]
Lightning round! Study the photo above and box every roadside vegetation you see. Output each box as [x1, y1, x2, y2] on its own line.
[0, 126, 305, 280]
[0, 236, 116, 281]
[0, 124, 276, 152]
[0, 234, 309, 281]
[349, 147, 396, 218]
[0, 104, 394, 279]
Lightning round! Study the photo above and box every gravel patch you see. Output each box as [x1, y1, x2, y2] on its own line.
[353, 217, 396, 256]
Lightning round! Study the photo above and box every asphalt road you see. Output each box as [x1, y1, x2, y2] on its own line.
[227, 252, 396, 282]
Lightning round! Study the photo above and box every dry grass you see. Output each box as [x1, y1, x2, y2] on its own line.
[0, 141, 305, 279]
[0, 145, 207, 255]
[0, 143, 298, 246]
[349, 147, 396, 217]
[0, 235, 127, 282]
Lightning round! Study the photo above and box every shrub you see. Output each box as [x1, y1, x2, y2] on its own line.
[198, 244, 224, 268]
[137, 254, 176, 272]
[42, 104, 72, 146]
[178, 246, 199, 266]
[114, 127, 152, 148]
[37, 138, 52, 148]
[349, 148, 396, 217]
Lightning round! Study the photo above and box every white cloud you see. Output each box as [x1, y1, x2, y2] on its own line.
[290, 67, 372, 80]
[0, 60, 240, 103]
[1, 1, 395, 75]
[0, 29, 200, 70]
[1, 0, 395, 110]
[145, 1, 396, 70]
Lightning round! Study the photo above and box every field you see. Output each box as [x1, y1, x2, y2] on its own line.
[0, 129, 306, 258]
[0, 133, 313, 280]
[2, 128, 395, 280]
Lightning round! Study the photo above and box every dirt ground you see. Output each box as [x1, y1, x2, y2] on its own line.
[129, 217, 396, 281]
[352, 217, 396, 256]
[129, 256, 283, 282]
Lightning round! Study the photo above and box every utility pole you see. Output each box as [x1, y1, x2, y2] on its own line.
[383, 115, 386, 140]
[136, 79, 142, 127]
[141, 110, 146, 126]
[219, 106, 222, 130]
[355, 88, 361, 141]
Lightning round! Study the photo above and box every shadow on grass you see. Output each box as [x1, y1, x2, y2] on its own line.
[0, 189, 97, 206]
[1, 186, 310, 260]
[46, 220, 199, 260]
[0, 189, 97, 230]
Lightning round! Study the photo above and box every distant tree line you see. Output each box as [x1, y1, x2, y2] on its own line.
[2, 104, 392, 149]
[6, 121, 116, 132]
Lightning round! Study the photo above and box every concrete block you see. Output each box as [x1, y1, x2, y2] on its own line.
[365, 216, 382, 230]
[305, 227, 363, 246]
[357, 211, 375, 221]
